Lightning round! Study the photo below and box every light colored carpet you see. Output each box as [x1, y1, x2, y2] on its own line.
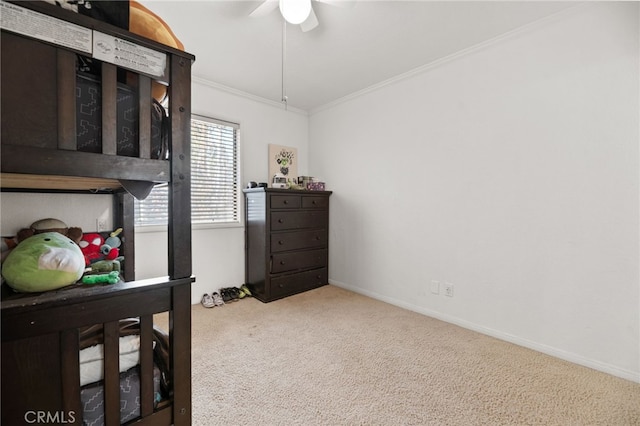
[180, 285, 638, 425]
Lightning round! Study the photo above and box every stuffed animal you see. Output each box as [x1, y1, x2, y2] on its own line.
[79, 233, 106, 266]
[2, 232, 85, 293]
[16, 218, 83, 244]
[79, 230, 122, 266]
[1, 236, 19, 263]
[2, 218, 83, 264]
[82, 271, 120, 285]
[101, 228, 122, 260]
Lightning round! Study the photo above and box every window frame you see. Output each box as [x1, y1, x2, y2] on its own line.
[134, 114, 242, 232]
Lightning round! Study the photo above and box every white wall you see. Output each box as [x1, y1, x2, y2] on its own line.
[309, 2, 639, 382]
[134, 80, 310, 304]
[1, 193, 113, 235]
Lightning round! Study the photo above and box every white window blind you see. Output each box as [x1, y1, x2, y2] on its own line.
[135, 115, 240, 227]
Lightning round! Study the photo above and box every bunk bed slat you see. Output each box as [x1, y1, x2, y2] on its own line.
[57, 49, 77, 151]
[103, 320, 120, 426]
[101, 63, 118, 156]
[139, 75, 153, 159]
[139, 314, 155, 417]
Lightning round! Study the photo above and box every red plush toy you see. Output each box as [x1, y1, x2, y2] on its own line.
[79, 233, 104, 266]
[79, 232, 121, 266]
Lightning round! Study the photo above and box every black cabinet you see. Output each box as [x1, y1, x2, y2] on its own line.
[244, 188, 332, 302]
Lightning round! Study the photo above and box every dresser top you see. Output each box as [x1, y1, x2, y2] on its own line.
[243, 188, 332, 195]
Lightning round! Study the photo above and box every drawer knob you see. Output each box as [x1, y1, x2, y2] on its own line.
[278, 219, 284, 223]
[315, 236, 320, 240]
[278, 240, 284, 245]
[280, 261, 285, 265]
[283, 200, 289, 205]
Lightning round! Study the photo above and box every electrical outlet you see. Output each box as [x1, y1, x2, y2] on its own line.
[430, 280, 440, 295]
[444, 282, 454, 297]
[96, 218, 108, 232]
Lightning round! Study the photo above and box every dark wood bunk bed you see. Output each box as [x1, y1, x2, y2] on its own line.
[1, 1, 195, 424]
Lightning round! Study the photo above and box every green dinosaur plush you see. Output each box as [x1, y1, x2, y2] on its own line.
[2, 232, 85, 293]
[82, 271, 120, 285]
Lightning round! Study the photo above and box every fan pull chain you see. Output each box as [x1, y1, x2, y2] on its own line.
[281, 19, 288, 110]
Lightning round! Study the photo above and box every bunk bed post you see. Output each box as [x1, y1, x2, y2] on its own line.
[167, 50, 193, 425]
[167, 55, 193, 281]
[116, 191, 136, 281]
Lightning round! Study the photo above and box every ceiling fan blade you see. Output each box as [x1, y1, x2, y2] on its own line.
[300, 6, 319, 32]
[249, 0, 279, 18]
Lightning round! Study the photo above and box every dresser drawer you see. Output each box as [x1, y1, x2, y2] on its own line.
[271, 210, 327, 231]
[271, 249, 328, 273]
[270, 267, 328, 299]
[271, 230, 327, 253]
[270, 194, 300, 209]
[302, 196, 329, 209]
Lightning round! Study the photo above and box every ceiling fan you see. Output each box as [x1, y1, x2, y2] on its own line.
[250, 0, 353, 32]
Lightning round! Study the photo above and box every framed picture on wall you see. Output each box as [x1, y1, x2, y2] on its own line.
[268, 144, 297, 186]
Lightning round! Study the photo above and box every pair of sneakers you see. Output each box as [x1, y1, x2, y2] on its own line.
[201, 292, 225, 308]
[220, 287, 240, 303]
[238, 284, 252, 299]
[220, 285, 253, 303]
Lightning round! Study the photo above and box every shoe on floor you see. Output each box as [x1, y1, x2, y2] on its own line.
[212, 292, 225, 306]
[201, 293, 214, 308]
[221, 288, 233, 303]
[240, 284, 252, 297]
[228, 287, 240, 302]
[238, 287, 247, 299]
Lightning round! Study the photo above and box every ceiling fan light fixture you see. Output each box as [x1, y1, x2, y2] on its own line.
[279, 0, 312, 25]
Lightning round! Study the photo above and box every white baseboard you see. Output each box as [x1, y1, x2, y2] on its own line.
[329, 280, 640, 384]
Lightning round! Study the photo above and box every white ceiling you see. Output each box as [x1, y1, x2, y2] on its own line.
[139, 1, 577, 112]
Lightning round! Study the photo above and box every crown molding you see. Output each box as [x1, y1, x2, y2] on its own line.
[310, 2, 587, 116]
[191, 76, 309, 116]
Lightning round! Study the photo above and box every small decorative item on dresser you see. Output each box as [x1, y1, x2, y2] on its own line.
[272, 173, 289, 189]
[297, 176, 314, 188]
[307, 181, 325, 191]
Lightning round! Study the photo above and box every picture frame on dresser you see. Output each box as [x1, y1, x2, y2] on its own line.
[268, 144, 298, 185]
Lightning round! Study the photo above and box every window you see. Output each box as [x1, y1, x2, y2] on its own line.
[135, 115, 240, 227]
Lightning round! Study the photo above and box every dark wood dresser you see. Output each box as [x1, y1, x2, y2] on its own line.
[244, 188, 332, 302]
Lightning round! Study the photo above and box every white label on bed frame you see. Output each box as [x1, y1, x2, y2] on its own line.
[93, 31, 168, 80]
[0, 1, 92, 53]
